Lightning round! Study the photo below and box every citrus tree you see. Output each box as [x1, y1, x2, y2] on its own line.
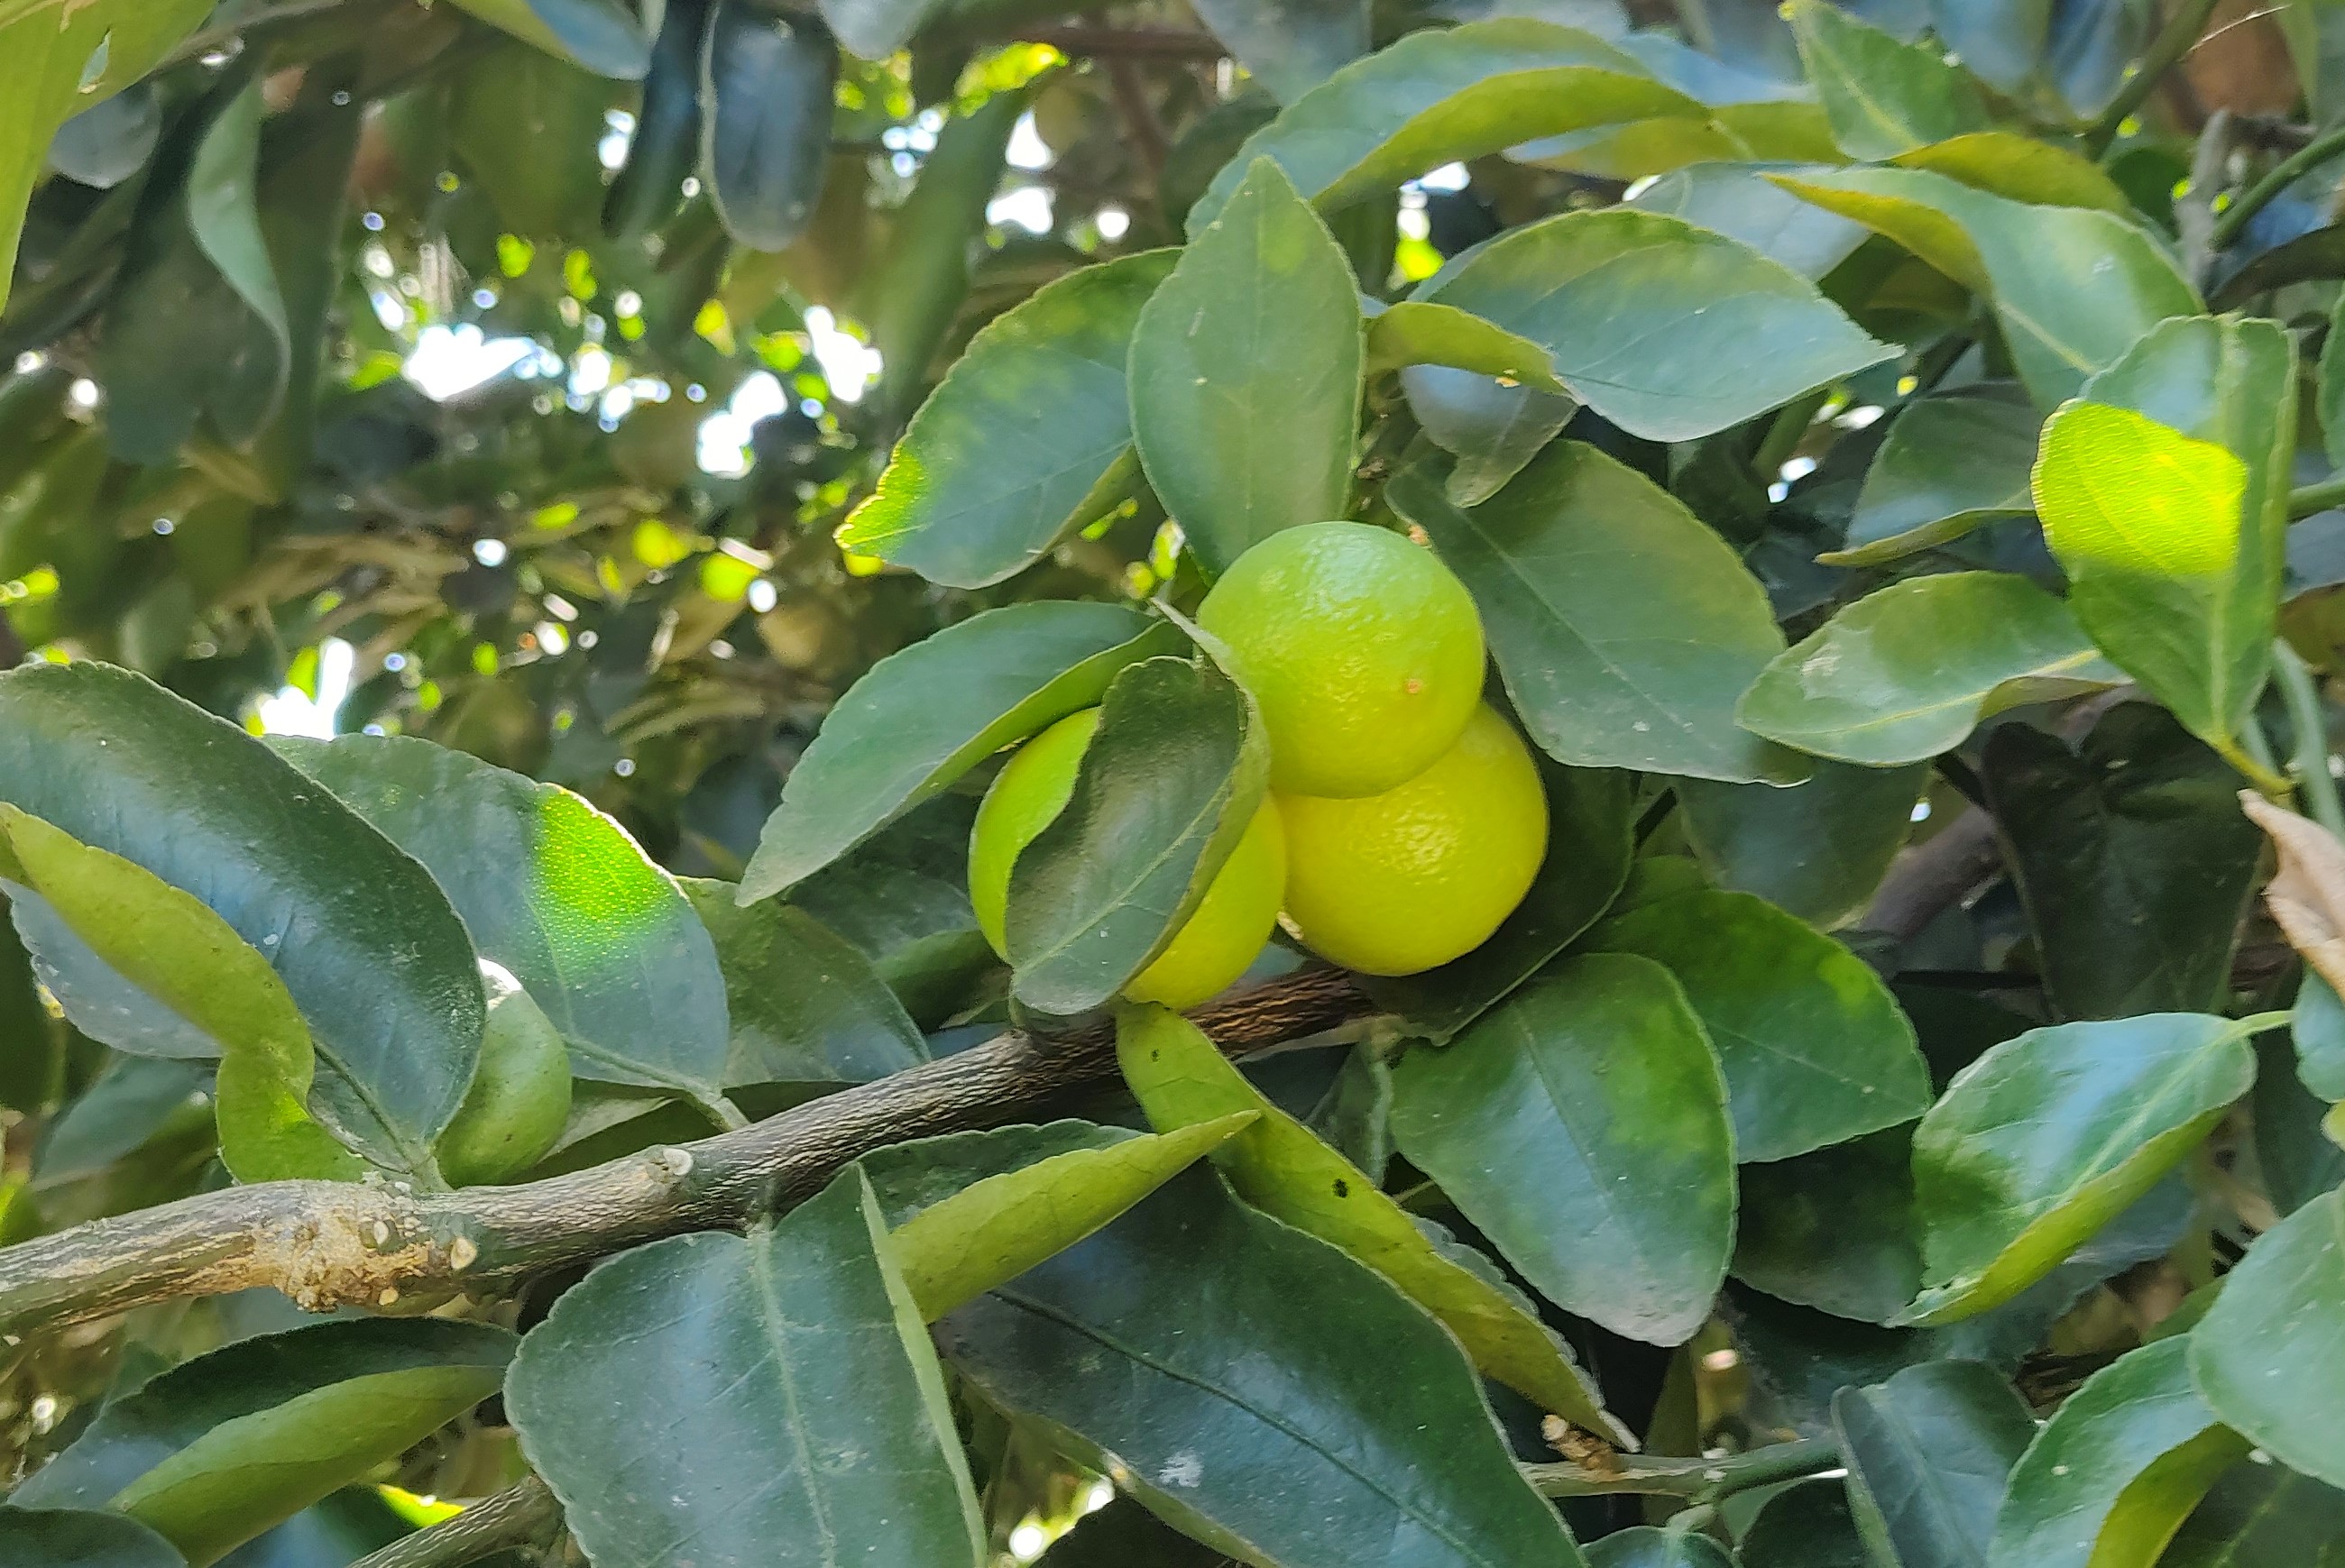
[6, 0, 2345, 1563]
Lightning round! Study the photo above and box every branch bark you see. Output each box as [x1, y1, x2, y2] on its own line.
[347, 1477, 560, 1568]
[0, 968, 1366, 1343]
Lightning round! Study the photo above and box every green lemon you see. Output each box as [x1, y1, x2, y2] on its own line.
[435, 961, 574, 1187]
[1198, 520, 1485, 798]
[970, 708, 1287, 1010]
[1278, 704, 1548, 976]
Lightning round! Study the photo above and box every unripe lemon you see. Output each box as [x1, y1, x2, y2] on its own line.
[436, 961, 574, 1187]
[1278, 704, 1547, 976]
[970, 708, 1286, 1010]
[1198, 520, 1484, 798]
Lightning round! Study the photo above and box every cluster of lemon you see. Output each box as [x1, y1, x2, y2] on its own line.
[970, 522, 1550, 1008]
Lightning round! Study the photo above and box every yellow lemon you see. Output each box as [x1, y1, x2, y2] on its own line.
[1198, 520, 1485, 798]
[1278, 704, 1547, 976]
[970, 708, 1286, 1009]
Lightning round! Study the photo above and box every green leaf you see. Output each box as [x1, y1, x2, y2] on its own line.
[1770, 166, 2199, 408]
[1038, 1497, 1224, 1565]
[1733, 1126, 1922, 1325]
[939, 1168, 1591, 1568]
[12, 1319, 513, 1568]
[1824, 384, 2040, 567]
[841, 254, 1175, 588]
[508, 1169, 986, 1568]
[33, 1057, 211, 1186]
[1188, 19, 1698, 231]
[881, 1110, 1255, 1320]
[1678, 761, 1927, 930]
[2037, 316, 2296, 761]
[1905, 1013, 2260, 1325]
[181, 80, 290, 450]
[0, 0, 211, 314]
[1584, 1528, 1733, 1568]
[816, 0, 929, 60]
[1586, 889, 1929, 1161]
[1787, 0, 1989, 158]
[1363, 302, 1568, 391]
[2294, 970, 2345, 1101]
[783, 796, 996, 1028]
[13, 885, 218, 1061]
[1415, 209, 1895, 442]
[1388, 952, 1734, 1343]
[602, 0, 705, 240]
[1128, 158, 1360, 578]
[1116, 1004, 1623, 1441]
[444, 0, 650, 76]
[680, 878, 926, 1087]
[1189, 0, 1368, 103]
[1833, 1361, 2037, 1568]
[1988, 1337, 2247, 1568]
[743, 602, 1178, 898]
[280, 735, 728, 1103]
[860, 1119, 1137, 1219]
[1626, 161, 1869, 280]
[1400, 366, 1579, 507]
[0, 664, 482, 1178]
[1004, 656, 1267, 1015]
[2254, 1032, 2345, 1217]
[1391, 445, 1798, 784]
[1982, 705, 2265, 1020]
[2189, 1186, 2345, 1490]
[1890, 131, 2133, 214]
[0, 810, 356, 1183]
[0, 1508, 185, 1568]
[1738, 1478, 1869, 1568]
[701, 1, 835, 250]
[447, 40, 627, 237]
[1737, 572, 2120, 766]
[1362, 763, 1633, 1041]
[2162, 1460, 2345, 1566]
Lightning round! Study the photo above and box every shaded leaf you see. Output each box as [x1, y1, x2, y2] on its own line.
[1906, 1013, 2261, 1324]
[816, 0, 930, 60]
[1189, 0, 1369, 103]
[34, 1057, 211, 1186]
[507, 1169, 986, 1568]
[1627, 160, 1868, 280]
[1833, 1361, 2036, 1568]
[1825, 384, 2040, 567]
[2254, 1032, 2345, 1216]
[940, 1168, 1590, 1568]
[1787, 0, 1989, 158]
[180, 81, 290, 449]
[1129, 158, 1360, 578]
[1678, 760, 1926, 930]
[841, 252, 1177, 588]
[445, 0, 650, 76]
[1586, 888, 1930, 1161]
[1391, 445, 1799, 783]
[2162, 1459, 2345, 1567]
[1737, 572, 2120, 766]
[701, 1, 835, 251]
[1388, 952, 1734, 1344]
[1117, 1004, 1623, 1440]
[1416, 208, 1894, 442]
[280, 735, 728, 1103]
[602, 0, 706, 240]
[1400, 366, 1578, 506]
[0, 1508, 185, 1568]
[2189, 1186, 2345, 1490]
[447, 40, 624, 237]
[1585, 1527, 1733, 1567]
[1733, 1126, 1922, 1325]
[1738, 1477, 1868, 1568]
[1037, 1496, 1223, 1565]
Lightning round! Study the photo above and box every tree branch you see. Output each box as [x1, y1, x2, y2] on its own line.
[348, 1477, 560, 1568]
[0, 968, 1366, 1343]
[1522, 1437, 1841, 1502]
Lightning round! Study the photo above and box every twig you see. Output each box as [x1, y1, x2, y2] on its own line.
[2083, 0, 2226, 159]
[2212, 123, 2345, 249]
[2177, 109, 2235, 292]
[348, 1477, 560, 1568]
[1859, 805, 2003, 944]
[1522, 1437, 1841, 1502]
[2274, 639, 2345, 838]
[0, 969, 1366, 1342]
[2291, 474, 2345, 520]
[1104, 57, 1171, 178]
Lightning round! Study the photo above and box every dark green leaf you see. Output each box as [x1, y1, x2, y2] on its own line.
[1737, 572, 2120, 766]
[1128, 158, 1360, 578]
[445, 0, 651, 77]
[1584, 1527, 1733, 1567]
[1738, 1478, 1868, 1568]
[701, 2, 835, 250]
[181, 81, 289, 449]
[0, 890, 58, 1116]
[1189, 0, 1368, 103]
[0, 1508, 185, 1568]
[1825, 384, 2040, 567]
[1983, 705, 2264, 1020]
[1586, 888, 1929, 1161]
[34, 1057, 210, 1185]
[220, 1490, 408, 1568]
[2296, 971, 2345, 1101]
[1787, 0, 1988, 159]
[13, 1319, 513, 1568]
[2256, 1032, 2345, 1216]
[1117, 1004, 1623, 1439]
[1771, 166, 2199, 408]
[1391, 445, 1798, 783]
[1004, 656, 1266, 1015]
[1189, 20, 1699, 230]
[1626, 159, 1866, 279]
[1363, 763, 1632, 1041]
[1401, 366, 1578, 506]
[860, 1119, 1136, 1224]
[1733, 1126, 1921, 1325]
[1678, 761, 1926, 930]
[507, 1169, 985, 1567]
[1988, 1337, 2246, 1568]
[13, 885, 217, 1060]
[743, 602, 1178, 897]
[1415, 209, 1894, 442]
[1833, 1361, 2036, 1568]
[2037, 316, 2294, 762]
[1906, 1013, 2261, 1325]
[0, 664, 481, 1178]
[1388, 952, 1734, 1343]
[1037, 1497, 1222, 1566]
[840, 252, 1178, 588]
[447, 41, 623, 236]
[2189, 1186, 2345, 1490]
[680, 879, 925, 1087]
[782, 796, 995, 1028]
[280, 735, 727, 1103]
[940, 1168, 1590, 1568]
[2162, 1459, 2345, 1567]
[602, 0, 705, 240]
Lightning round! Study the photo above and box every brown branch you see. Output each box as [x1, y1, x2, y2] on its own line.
[1859, 805, 2004, 944]
[0, 969, 1366, 1343]
[1104, 57, 1172, 178]
[347, 1477, 560, 1568]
